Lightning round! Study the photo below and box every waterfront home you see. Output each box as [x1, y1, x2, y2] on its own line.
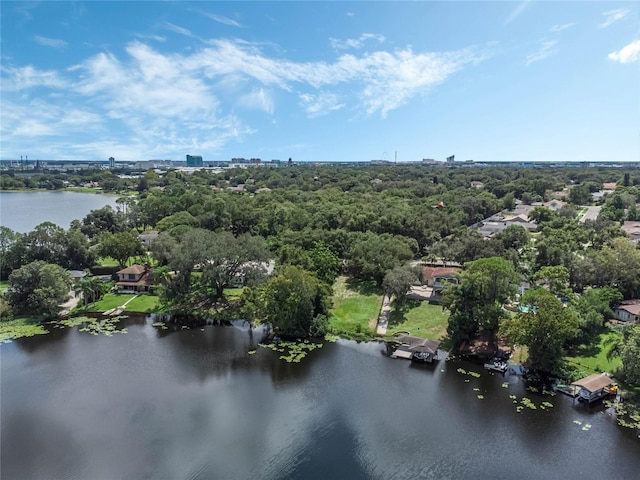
[614, 300, 640, 323]
[115, 264, 153, 293]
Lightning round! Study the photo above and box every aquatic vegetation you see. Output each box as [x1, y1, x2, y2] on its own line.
[324, 334, 339, 342]
[582, 424, 592, 431]
[477, 395, 484, 399]
[502, 382, 509, 388]
[152, 322, 168, 330]
[248, 350, 256, 355]
[259, 340, 323, 363]
[56, 316, 95, 328]
[473, 388, 480, 392]
[604, 400, 640, 430]
[78, 317, 127, 336]
[542, 401, 553, 408]
[468, 371, 481, 378]
[457, 368, 467, 374]
[520, 397, 537, 410]
[573, 420, 582, 425]
[526, 386, 539, 393]
[0, 319, 48, 343]
[509, 395, 517, 399]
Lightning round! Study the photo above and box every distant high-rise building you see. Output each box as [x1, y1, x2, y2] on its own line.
[446, 155, 455, 163]
[109, 156, 115, 168]
[186, 154, 203, 167]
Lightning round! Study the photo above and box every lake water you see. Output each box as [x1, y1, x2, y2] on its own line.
[0, 191, 119, 232]
[2, 318, 639, 480]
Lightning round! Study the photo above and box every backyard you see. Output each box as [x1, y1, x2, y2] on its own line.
[328, 276, 383, 337]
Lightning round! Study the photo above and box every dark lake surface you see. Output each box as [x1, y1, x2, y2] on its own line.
[2, 318, 639, 480]
[0, 191, 119, 232]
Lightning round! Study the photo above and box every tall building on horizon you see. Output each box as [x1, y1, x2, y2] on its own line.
[186, 154, 203, 167]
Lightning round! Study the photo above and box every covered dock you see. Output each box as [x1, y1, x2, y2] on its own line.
[571, 373, 618, 404]
[391, 335, 441, 363]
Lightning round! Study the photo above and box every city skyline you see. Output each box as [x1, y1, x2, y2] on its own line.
[1, 1, 639, 163]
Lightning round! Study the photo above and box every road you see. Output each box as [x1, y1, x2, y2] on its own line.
[580, 205, 601, 223]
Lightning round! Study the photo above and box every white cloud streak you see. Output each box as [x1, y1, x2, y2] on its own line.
[202, 12, 243, 28]
[599, 9, 629, 29]
[34, 35, 68, 49]
[608, 40, 640, 64]
[504, 1, 531, 25]
[525, 40, 557, 65]
[329, 33, 386, 50]
[299, 92, 345, 118]
[549, 23, 575, 33]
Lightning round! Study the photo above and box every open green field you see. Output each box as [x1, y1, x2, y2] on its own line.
[80, 293, 160, 314]
[328, 276, 382, 336]
[386, 301, 449, 340]
[566, 328, 623, 376]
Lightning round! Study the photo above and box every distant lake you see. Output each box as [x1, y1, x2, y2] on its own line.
[0, 191, 119, 232]
[2, 318, 639, 479]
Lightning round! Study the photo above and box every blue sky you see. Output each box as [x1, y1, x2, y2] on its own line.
[1, 1, 638, 163]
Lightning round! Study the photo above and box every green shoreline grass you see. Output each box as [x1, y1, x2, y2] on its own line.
[386, 300, 450, 340]
[328, 276, 382, 337]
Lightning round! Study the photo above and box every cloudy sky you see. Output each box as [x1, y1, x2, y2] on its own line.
[1, 1, 638, 163]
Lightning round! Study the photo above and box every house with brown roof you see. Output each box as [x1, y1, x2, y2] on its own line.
[614, 300, 640, 323]
[621, 221, 640, 243]
[423, 266, 460, 289]
[115, 264, 153, 293]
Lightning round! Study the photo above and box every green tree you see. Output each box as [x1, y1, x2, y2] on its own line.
[620, 326, 640, 385]
[258, 266, 331, 337]
[443, 257, 520, 348]
[383, 265, 419, 310]
[97, 231, 145, 268]
[6, 261, 73, 316]
[533, 265, 572, 299]
[74, 273, 107, 308]
[500, 288, 579, 375]
[568, 184, 590, 206]
[347, 233, 417, 285]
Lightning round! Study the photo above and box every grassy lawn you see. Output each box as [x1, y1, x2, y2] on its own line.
[78, 293, 160, 314]
[566, 328, 623, 375]
[97, 257, 120, 267]
[386, 300, 449, 340]
[224, 287, 244, 299]
[0, 280, 9, 292]
[328, 276, 383, 336]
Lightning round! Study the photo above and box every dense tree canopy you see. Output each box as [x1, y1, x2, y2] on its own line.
[6, 261, 72, 316]
[501, 289, 579, 375]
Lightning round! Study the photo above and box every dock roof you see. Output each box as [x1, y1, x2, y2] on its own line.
[395, 335, 440, 355]
[571, 373, 615, 392]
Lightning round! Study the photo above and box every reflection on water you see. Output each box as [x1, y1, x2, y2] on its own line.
[2, 316, 639, 480]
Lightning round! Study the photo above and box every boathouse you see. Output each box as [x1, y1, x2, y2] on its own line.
[391, 335, 441, 363]
[571, 373, 617, 404]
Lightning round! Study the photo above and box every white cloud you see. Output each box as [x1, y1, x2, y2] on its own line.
[34, 35, 68, 49]
[238, 88, 274, 114]
[525, 40, 557, 65]
[504, 1, 531, 25]
[599, 9, 629, 29]
[608, 40, 640, 63]
[202, 12, 243, 28]
[1, 37, 485, 158]
[299, 92, 345, 118]
[164, 22, 193, 37]
[330, 33, 386, 50]
[0, 65, 68, 90]
[549, 23, 575, 33]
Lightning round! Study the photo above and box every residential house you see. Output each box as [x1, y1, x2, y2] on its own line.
[115, 264, 153, 293]
[621, 221, 640, 243]
[470, 181, 484, 189]
[614, 300, 640, 323]
[423, 266, 460, 303]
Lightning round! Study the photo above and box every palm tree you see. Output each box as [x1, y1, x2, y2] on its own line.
[74, 273, 106, 309]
